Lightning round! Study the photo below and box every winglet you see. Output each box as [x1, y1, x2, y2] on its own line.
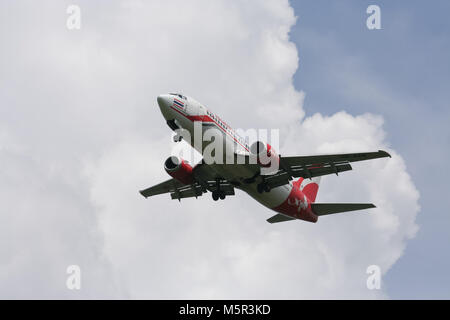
[378, 150, 391, 158]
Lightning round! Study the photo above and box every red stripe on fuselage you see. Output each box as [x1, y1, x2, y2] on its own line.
[169, 105, 249, 152]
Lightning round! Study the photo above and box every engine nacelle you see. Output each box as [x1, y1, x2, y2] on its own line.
[164, 156, 194, 185]
[249, 141, 279, 170]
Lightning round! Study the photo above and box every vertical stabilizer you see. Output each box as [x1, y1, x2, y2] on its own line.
[299, 177, 321, 202]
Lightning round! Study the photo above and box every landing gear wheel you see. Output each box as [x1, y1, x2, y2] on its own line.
[264, 184, 271, 192]
[173, 135, 183, 142]
[212, 192, 219, 201]
[219, 191, 226, 200]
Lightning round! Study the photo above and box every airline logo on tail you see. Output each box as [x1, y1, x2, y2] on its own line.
[287, 194, 308, 212]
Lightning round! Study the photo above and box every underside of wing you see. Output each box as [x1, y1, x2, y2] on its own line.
[268, 150, 391, 184]
[263, 162, 353, 190]
[140, 163, 236, 201]
[169, 180, 235, 200]
[139, 178, 184, 198]
[281, 150, 391, 171]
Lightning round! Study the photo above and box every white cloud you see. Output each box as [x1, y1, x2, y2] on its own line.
[0, 0, 419, 298]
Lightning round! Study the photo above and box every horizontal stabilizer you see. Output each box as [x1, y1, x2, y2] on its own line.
[267, 214, 296, 224]
[311, 203, 376, 216]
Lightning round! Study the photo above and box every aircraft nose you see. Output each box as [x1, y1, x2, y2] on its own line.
[157, 94, 172, 109]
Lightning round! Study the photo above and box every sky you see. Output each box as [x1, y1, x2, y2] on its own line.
[289, 0, 450, 299]
[0, 0, 447, 299]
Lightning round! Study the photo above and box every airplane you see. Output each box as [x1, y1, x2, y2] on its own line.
[139, 93, 391, 223]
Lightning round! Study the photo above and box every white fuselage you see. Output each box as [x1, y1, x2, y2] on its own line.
[157, 93, 294, 210]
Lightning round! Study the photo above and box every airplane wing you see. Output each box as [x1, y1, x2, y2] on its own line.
[139, 164, 236, 201]
[140, 178, 185, 198]
[262, 150, 391, 190]
[140, 150, 390, 200]
[280, 150, 391, 171]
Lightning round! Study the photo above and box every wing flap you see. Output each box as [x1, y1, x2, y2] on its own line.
[140, 164, 236, 201]
[262, 163, 352, 190]
[169, 181, 236, 200]
[289, 163, 352, 179]
[170, 185, 204, 200]
[311, 203, 376, 216]
[282, 150, 390, 168]
[268, 150, 389, 181]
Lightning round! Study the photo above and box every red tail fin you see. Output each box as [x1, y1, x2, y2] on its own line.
[298, 177, 321, 202]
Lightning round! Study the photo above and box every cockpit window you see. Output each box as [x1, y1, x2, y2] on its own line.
[169, 93, 186, 100]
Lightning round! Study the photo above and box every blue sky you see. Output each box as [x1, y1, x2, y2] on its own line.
[290, 0, 450, 298]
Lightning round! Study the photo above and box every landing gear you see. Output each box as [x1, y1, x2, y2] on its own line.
[257, 183, 264, 194]
[257, 182, 271, 193]
[213, 178, 226, 201]
[173, 134, 183, 142]
[212, 190, 226, 201]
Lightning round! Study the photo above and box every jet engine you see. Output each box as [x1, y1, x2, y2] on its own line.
[249, 141, 279, 168]
[164, 156, 194, 185]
